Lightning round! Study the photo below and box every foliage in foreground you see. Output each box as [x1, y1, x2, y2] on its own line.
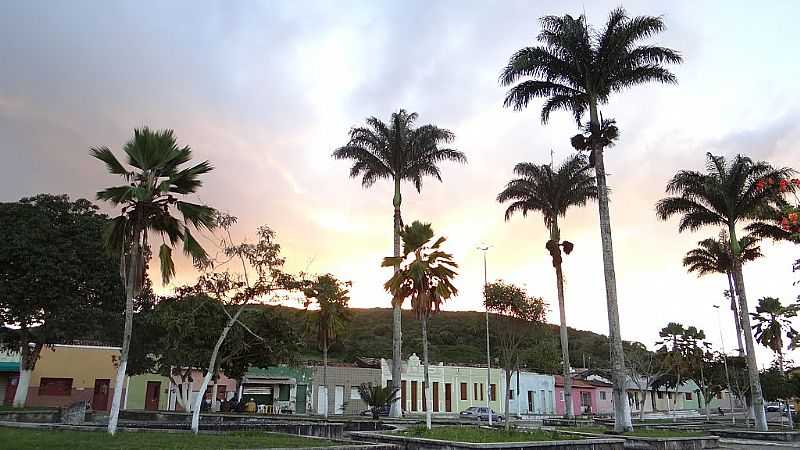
[0, 428, 338, 450]
[401, 426, 578, 442]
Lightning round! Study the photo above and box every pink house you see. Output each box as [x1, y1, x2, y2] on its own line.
[555, 376, 598, 416]
[590, 380, 613, 414]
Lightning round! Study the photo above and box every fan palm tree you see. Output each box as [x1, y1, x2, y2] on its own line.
[752, 296, 799, 429]
[304, 274, 351, 419]
[496, 154, 596, 418]
[656, 152, 794, 431]
[683, 231, 763, 356]
[333, 110, 465, 417]
[499, 7, 681, 432]
[357, 383, 400, 421]
[383, 221, 458, 429]
[91, 127, 216, 434]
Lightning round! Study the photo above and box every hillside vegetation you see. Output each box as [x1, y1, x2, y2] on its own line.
[275, 306, 640, 373]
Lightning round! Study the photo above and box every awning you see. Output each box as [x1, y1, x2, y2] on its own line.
[0, 361, 19, 372]
[242, 376, 296, 385]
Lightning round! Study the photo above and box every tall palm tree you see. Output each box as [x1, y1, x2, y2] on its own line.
[92, 127, 216, 434]
[683, 231, 763, 356]
[333, 110, 466, 417]
[303, 274, 351, 418]
[752, 296, 799, 429]
[496, 154, 596, 418]
[655, 152, 794, 431]
[499, 7, 681, 432]
[383, 221, 458, 429]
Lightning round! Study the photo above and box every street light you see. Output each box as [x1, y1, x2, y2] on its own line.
[713, 304, 736, 424]
[477, 244, 492, 425]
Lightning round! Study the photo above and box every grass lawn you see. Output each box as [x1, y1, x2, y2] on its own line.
[400, 426, 580, 442]
[556, 426, 707, 438]
[0, 427, 340, 449]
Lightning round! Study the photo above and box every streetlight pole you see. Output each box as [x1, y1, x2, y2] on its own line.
[713, 304, 736, 424]
[478, 244, 492, 426]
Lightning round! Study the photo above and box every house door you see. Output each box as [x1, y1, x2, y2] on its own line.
[334, 385, 344, 414]
[317, 385, 326, 415]
[444, 383, 452, 412]
[145, 381, 161, 411]
[92, 379, 110, 411]
[527, 391, 534, 413]
[295, 385, 307, 414]
[432, 382, 439, 412]
[4, 376, 18, 405]
[580, 391, 592, 414]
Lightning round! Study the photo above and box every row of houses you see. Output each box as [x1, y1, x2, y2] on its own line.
[0, 345, 731, 416]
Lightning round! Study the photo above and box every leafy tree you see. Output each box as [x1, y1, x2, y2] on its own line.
[499, 7, 681, 432]
[0, 194, 125, 407]
[357, 383, 399, 420]
[656, 152, 794, 431]
[760, 366, 793, 406]
[186, 216, 304, 432]
[625, 343, 667, 420]
[333, 110, 465, 418]
[484, 281, 547, 428]
[92, 127, 216, 434]
[304, 274, 351, 419]
[683, 231, 762, 356]
[497, 154, 595, 418]
[383, 221, 458, 429]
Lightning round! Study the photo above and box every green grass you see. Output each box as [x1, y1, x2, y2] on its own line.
[557, 426, 707, 438]
[400, 426, 580, 443]
[0, 427, 340, 449]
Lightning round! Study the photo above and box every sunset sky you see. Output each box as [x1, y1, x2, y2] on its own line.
[2, 1, 799, 365]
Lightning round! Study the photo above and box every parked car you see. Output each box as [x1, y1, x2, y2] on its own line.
[766, 403, 782, 412]
[459, 406, 504, 422]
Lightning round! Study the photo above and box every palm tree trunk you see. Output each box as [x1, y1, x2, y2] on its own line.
[323, 338, 329, 419]
[778, 351, 795, 429]
[726, 271, 745, 357]
[729, 228, 768, 431]
[551, 223, 573, 419]
[421, 316, 432, 430]
[589, 102, 632, 432]
[191, 305, 246, 433]
[390, 177, 403, 418]
[108, 227, 141, 435]
[504, 369, 512, 431]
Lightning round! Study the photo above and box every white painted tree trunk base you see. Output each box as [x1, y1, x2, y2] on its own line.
[107, 360, 127, 435]
[13, 369, 32, 408]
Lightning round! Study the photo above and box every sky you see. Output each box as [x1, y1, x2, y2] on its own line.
[1, 1, 799, 366]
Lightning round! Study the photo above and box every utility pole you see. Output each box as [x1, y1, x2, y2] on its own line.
[713, 304, 736, 424]
[478, 244, 492, 425]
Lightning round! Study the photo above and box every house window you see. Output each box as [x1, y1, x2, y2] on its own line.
[460, 383, 468, 400]
[560, 391, 565, 401]
[657, 391, 663, 399]
[490, 384, 497, 401]
[685, 392, 693, 401]
[278, 385, 290, 401]
[473, 383, 478, 400]
[351, 386, 361, 400]
[508, 389, 514, 400]
[480, 383, 484, 401]
[599, 391, 606, 400]
[38, 378, 73, 396]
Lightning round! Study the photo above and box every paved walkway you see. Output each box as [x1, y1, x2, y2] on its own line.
[720, 438, 800, 449]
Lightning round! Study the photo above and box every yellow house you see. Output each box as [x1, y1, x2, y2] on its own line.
[22, 344, 124, 410]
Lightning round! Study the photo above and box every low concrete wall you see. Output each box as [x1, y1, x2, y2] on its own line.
[709, 429, 800, 442]
[350, 430, 624, 450]
[0, 410, 60, 423]
[559, 430, 719, 450]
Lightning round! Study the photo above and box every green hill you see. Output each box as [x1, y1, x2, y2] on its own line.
[277, 306, 640, 374]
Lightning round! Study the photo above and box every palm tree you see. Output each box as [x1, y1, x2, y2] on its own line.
[496, 154, 596, 418]
[357, 383, 400, 421]
[499, 7, 681, 432]
[304, 274, 351, 418]
[752, 296, 799, 429]
[656, 152, 794, 431]
[92, 127, 216, 434]
[333, 110, 466, 417]
[383, 221, 458, 429]
[683, 231, 763, 356]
